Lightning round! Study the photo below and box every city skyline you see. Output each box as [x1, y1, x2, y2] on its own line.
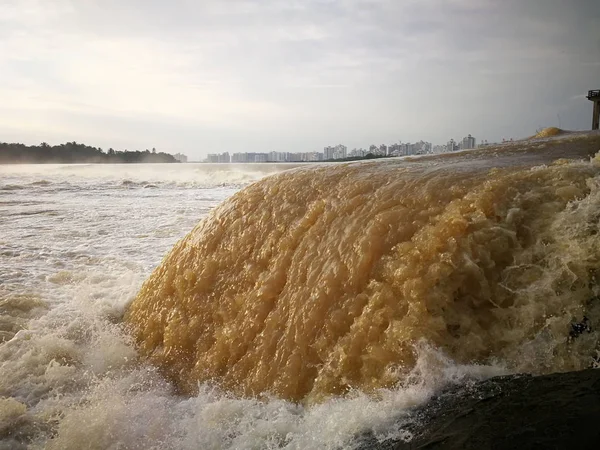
[1, 1, 598, 160]
[204, 134, 478, 163]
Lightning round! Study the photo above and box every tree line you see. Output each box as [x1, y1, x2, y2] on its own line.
[0, 141, 178, 164]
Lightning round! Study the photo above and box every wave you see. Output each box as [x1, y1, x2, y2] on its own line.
[0, 283, 504, 448]
[0, 185, 26, 191]
[0, 163, 305, 193]
[126, 134, 600, 403]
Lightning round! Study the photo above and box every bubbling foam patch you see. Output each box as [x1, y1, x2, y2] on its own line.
[40, 343, 507, 450]
[126, 137, 600, 402]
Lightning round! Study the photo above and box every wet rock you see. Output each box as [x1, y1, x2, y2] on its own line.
[570, 316, 592, 339]
[358, 369, 600, 450]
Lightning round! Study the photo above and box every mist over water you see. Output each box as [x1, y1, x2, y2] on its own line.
[3, 137, 600, 448]
[0, 163, 302, 191]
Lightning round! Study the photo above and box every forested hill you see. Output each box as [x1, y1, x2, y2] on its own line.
[0, 141, 178, 164]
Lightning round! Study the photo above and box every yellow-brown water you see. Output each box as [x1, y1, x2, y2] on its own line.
[126, 133, 600, 403]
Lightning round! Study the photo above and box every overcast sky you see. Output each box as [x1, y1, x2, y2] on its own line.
[1, 0, 599, 159]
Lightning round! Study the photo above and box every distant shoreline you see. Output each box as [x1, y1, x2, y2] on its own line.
[200, 153, 398, 164]
[0, 161, 181, 165]
[0, 141, 178, 164]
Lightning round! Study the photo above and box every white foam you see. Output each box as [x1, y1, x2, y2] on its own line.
[40, 342, 506, 450]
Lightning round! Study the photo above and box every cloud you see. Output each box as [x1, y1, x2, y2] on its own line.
[0, 0, 598, 157]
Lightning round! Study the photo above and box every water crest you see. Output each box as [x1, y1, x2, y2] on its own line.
[127, 134, 600, 403]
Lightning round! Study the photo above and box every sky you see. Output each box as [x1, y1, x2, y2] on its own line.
[1, 0, 599, 160]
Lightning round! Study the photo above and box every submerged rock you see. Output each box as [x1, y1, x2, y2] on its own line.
[358, 368, 600, 450]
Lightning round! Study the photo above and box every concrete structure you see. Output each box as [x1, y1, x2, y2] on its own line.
[268, 151, 286, 162]
[462, 134, 476, 150]
[413, 140, 433, 154]
[388, 143, 400, 156]
[218, 152, 230, 163]
[446, 139, 457, 152]
[232, 153, 248, 163]
[350, 148, 367, 157]
[333, 144, 347, 159]
[173, 153, 188, 163]
[588, 90, 600, 130]
[324, 146, 335, 160]
[323, 145, 347, 160]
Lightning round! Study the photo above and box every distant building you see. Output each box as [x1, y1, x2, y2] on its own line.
[411, 141, 432, 155]
[333, 144, 347, 159]
[173, 153, 188, 163]
[446, 139, 457, 152]
[205, 138, 438, 163]
[253, 153, 268, 163]
[324, 146, 335, 160]
[350, 148, 367, 157]
[370, 145, 385, 156]
[231, 153, 248, 163]
[324, 145, 347, 160]
[462, 134, 476, 150]
[303, 152, 321, 161]
[268, 151, 286, 162]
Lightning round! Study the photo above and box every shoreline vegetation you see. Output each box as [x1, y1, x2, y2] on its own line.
[0, 141, 178, 164]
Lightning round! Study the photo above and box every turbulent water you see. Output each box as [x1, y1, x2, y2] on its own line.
[3, 134, 600, 449]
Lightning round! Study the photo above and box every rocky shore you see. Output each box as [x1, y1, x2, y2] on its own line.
[359, 368, 600, 450]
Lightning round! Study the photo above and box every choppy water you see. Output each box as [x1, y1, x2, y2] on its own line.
[0, 162, 492, 450]
[2, 135, 600, 449]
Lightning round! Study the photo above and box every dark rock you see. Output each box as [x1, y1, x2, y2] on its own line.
[357, 369, 600, 450]
[570, 316, 592, 339]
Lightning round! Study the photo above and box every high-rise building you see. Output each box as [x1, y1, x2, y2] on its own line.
[462, 134, 476, 150]
[350, 148, 367, 157]
[324, 146, 335, 160]
[324, 145, 347, 160]
[446, 139, 457, 152]
[254, 153, 267, 163]
[267, 151, 286, 162]
[333, 144, 347, 159]
[232, 153, 248, 163]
